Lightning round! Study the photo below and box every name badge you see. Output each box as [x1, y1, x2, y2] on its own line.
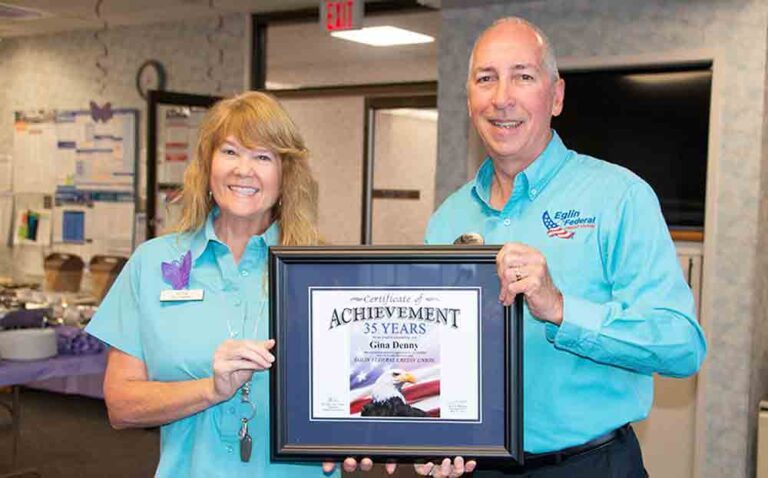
[160, 289, 205, 302]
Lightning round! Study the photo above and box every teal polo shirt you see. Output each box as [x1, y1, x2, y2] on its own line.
[426, 131, 706, 453]
[87, 210, 334, 478]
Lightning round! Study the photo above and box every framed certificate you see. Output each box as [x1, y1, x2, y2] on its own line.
[269, 246, 523, 464]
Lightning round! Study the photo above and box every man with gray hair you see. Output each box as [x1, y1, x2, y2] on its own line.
[423, 16, 707, 477]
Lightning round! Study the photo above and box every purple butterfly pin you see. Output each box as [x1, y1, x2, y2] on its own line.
[161, 250, 191, 290]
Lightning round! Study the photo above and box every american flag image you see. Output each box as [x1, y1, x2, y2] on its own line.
[542, 211, 574, 239]
[349, 364, 441, 417]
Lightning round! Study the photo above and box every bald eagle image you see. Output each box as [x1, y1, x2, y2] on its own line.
[360, 369, 428, 417]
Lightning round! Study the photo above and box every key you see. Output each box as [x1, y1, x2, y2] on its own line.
[240, 433, 253, 463]
[239, 418, 252, 462]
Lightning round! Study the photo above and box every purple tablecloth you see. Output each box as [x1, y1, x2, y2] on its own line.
[0, 352, 107, 388]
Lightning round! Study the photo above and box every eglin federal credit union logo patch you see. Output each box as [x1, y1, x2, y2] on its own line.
[542, 210, 596, 239]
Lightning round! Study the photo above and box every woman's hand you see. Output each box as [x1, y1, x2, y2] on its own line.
[321, 457, 473, 476]
[415, 457, 476, 477]
[210, 338, 275, 403]
[321, 458, 396, 475]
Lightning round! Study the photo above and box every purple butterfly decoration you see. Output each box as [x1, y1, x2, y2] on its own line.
[89, 101, 114, 123]
[161, 250, 191, 290]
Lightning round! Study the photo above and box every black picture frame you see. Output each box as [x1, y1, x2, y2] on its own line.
[269, 245, 524, 465]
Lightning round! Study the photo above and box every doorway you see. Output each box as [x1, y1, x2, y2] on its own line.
[278, 90, 436, 246]
[363, 96, 437, 245]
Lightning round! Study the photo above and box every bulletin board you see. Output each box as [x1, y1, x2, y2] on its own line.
[10, 108, 139, 262]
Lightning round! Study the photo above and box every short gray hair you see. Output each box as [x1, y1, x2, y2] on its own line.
[467, 17, 560, 84]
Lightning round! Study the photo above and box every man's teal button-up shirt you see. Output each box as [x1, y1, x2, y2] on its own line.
[87, 210, 334, 478]
[426, 131, 706, 453]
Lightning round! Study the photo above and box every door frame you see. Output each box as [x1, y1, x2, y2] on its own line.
[146, 90, 221, 239]
[362, 95, 437, 244]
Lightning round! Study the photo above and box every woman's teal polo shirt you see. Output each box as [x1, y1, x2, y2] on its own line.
[86, 211, 335, 478]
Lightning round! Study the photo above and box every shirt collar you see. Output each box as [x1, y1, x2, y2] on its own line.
[472, 130, 570, 208]
[522, 130, 570, 198]
[256, 220, 280, 248]
[188, 207, 280, 261]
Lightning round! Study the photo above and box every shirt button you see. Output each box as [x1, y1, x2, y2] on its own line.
[503, 218, 511, 226]
[241, 270, 249, 277]
[229, 407, 236, 415]
[226, 445, 233, 454]
[530, 188, 538, 196]
[234, 298, 242, 306]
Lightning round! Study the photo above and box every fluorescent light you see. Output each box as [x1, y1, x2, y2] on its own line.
[264, 80, 301, 90]
[382, 108, 438, 121]
[331, 26, 434, 47]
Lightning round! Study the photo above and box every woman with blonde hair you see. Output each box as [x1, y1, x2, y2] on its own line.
[86, 91, 337, 477]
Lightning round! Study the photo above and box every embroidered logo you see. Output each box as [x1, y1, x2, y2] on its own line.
[542, 210, 596, 239]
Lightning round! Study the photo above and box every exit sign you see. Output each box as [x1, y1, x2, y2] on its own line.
[321, 0, 363, 32]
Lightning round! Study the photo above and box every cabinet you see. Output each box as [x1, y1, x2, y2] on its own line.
[758, 401, 768, 478]
[633, 241, 703, 478]
[677, 242, 704, 316]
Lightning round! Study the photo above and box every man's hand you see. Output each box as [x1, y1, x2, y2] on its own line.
[496, 242, 563, 324]
[415, 457, 476, 477]
[322, 458, 396, 475]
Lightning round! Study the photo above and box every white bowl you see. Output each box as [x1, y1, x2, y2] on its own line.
[0, 328, 57, 361]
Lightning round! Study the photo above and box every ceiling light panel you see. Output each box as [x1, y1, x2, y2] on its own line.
[331, 26, 434, 47]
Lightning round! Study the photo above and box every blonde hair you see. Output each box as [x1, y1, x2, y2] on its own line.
[174, 91, 320, 246]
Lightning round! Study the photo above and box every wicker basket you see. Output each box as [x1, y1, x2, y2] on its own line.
[89, 255, 128, 302]
[43, 253, 84, 292]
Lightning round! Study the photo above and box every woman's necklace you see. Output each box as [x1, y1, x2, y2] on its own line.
[225, 295, 269, 463]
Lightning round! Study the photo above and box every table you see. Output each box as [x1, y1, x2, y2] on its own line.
[0, 353, 106, 389]
[0, 353, 107, 475]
